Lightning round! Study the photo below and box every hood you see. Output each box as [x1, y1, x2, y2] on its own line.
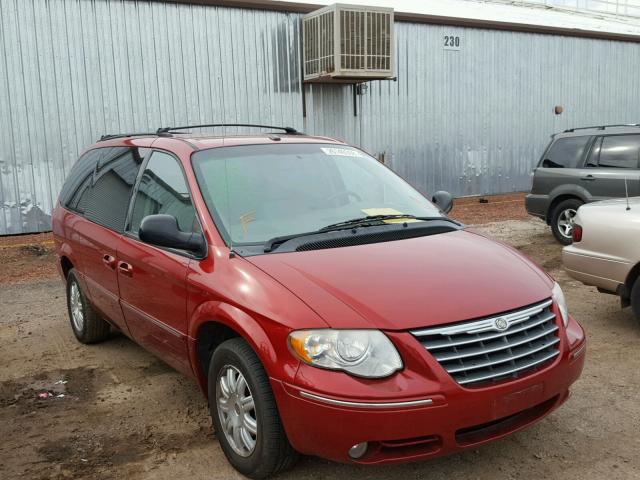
[246, 229, 553, 330]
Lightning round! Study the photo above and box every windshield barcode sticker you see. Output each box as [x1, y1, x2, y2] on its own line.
[320, 147, 366, 158]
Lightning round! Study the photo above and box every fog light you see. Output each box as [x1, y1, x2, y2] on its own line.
[348, 442, 368, 459]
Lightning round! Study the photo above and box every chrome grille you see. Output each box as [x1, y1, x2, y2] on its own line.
[411, 299, 560, 387]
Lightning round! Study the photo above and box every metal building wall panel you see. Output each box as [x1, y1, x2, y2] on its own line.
[0, 0, 12, 234]
[0, 0, 303, 234]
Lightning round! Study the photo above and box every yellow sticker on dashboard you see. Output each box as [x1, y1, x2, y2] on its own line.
[361, 208, 421, 223]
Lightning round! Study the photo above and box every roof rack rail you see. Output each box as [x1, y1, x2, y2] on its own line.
[98, 132, 167, 142]
[156, 123, 301, 135]
[563, 123, 640, 133]
[99, 124, 302, 142]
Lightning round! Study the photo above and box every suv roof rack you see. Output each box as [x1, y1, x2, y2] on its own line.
[563, 123, 640, 133]
[98, 124, 302, 142]
[156, 123, 300, 135]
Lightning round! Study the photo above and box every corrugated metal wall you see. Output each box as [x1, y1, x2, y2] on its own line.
[306, 24, 640, 197]
[0, 0, 303, 234]
[1, 0, 639, 234]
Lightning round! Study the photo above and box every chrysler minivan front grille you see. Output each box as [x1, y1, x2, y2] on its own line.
[410, 299, 560, 387]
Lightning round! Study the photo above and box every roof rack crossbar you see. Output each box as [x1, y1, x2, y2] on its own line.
[563, 123, 640, 133]
[156, 123, 300, 134]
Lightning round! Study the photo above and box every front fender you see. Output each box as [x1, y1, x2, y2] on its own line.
[188, 301, 300, 396]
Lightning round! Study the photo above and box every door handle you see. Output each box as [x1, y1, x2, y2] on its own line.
[102, 254, 116, 269]
[118, 261, 133, 277]
[581, 175, 596, 181]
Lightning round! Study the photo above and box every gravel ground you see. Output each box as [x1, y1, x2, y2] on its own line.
[2, 213, 640, 480]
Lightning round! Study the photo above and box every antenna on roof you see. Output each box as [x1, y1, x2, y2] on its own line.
[625, 177, 631, 211]
[224, 156, 236, 259]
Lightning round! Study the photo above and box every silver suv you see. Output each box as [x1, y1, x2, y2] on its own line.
[526, 124, 640, 244]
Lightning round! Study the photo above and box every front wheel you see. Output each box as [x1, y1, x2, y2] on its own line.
[208, 338, 298, 479]
[550, 198, 583, 245]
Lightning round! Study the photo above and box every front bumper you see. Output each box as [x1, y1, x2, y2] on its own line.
[272, 316, 585, 464]
[525, 194, 549, 220]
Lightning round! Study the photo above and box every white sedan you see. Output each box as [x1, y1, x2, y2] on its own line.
[562, 197, 640, 321]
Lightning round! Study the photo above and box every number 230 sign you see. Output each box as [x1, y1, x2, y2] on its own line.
[444, 35, 461, 51]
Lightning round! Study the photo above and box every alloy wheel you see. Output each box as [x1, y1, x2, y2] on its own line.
[216, 365, 258, 457]
[557, 208, 577, 239]
[70, 281, 84, 332]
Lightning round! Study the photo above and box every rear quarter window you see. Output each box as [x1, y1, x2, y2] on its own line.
[541, 136, 591, 168]
[60, 147, 144, 233]
[598, 135, 640, 168]
[58, 149, 100, 207]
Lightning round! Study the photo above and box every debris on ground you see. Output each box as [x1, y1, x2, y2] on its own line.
[20, 244, 49, 256]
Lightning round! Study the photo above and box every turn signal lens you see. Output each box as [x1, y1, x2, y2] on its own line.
[572, 224, 583, 242]
[289, 334, 313, 363]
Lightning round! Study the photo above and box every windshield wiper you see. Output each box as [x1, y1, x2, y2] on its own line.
[319, 214, 457, 231]
[263, 215, 460, 253]
[263, 230, 320, 252]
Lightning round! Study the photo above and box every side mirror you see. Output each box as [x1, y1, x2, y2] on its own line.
[432, 190, 454, 214]
[139, 214, 205, 255]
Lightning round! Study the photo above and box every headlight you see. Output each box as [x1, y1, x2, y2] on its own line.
[552, 282, 569, 327]
[288, 329, 403, 378]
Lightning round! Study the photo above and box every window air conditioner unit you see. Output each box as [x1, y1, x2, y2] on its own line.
[303, 3, 394, 83]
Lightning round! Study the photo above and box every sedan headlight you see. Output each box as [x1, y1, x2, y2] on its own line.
[552, 282, 569, 327]
[288, 329, 403, 378]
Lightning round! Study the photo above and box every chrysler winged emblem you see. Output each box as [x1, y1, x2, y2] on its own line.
[494, 317, 509, 331]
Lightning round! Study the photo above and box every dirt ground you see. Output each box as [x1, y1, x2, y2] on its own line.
[2, 198, 640, 479]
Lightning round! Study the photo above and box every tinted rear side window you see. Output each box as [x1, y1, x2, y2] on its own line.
[542, 136, 591, 168]
[598, 135, 640, 168]
[61, 147, 144, 232]
[59, 150, 100, 207]
[83, 148, 144, 232]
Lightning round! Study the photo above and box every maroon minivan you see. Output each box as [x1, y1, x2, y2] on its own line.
[53, 125, 586, 479]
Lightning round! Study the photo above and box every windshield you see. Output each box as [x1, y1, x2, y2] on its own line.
[191, 143, 442, 245]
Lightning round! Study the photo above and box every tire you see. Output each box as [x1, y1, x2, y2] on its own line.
[66, 269, 110, 344]
[550, 198, 583, 245]
[208, 338, 298, 479]
[631, 278, 640, 323]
